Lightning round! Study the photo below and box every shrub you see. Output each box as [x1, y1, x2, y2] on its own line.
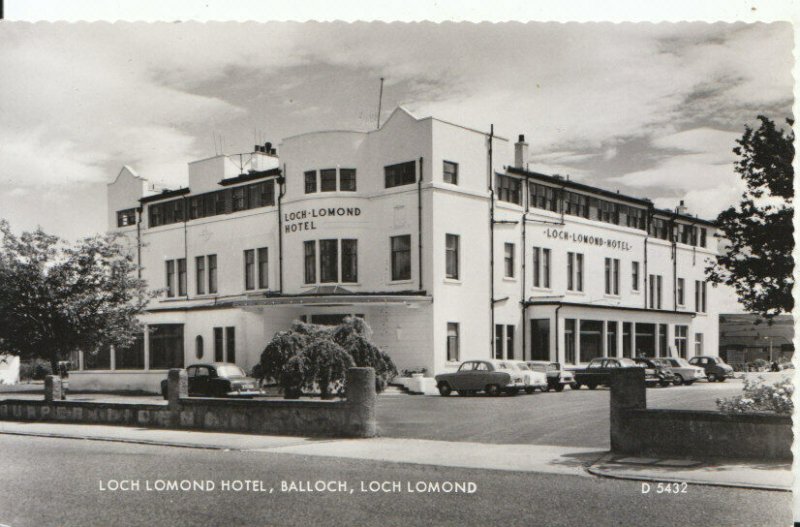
[716, 376, 793, 415]
[20, 359, 52, 381]
[340, 334, 397, 392]
[281, 355, 306, 399]
[259, 331, 310, 385]
[301, 340, 354, 399]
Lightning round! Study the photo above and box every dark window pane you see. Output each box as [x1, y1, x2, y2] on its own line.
[177, 258, 187, 296]
[244, 249, 255, 290]
[443, 161, 458, 185]
[320, 239, 339, 283]
[384, 161, 416, 188]
[341, 239, 358, 282]
[149, 324, 184, 369]
[225, 327, 236, 364]
[320, 169, 337, 192]
[340, 169, 357, 191]
[257, 247, 269, 289]
[166, 260, 175, 297]
[445, 234, 459, 279]
[530, 319, 550, 361]
[214, 327, 224, 362]
[195, 256, 205, 295]
[391, 235, 411, 281]
[305, 171, 317, 193]
[84, 345, 112, 370]
[304, 241, 316, 284]
[117, 208, 136, 227]
[495, 174, 521, 205]
[115, 333, 145, 370]
[447, 323, 459, 362]
[579, 320, 604, 363]
[208, 254, 217, 293]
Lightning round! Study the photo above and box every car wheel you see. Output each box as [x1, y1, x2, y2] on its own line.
[707, 373, 717, 382]
[555, 384, 565, 392]
[524, 387, 535, 394]
[485, 384, 501, 397]
[659, 380, 671, 387]
[437, 382, 452, 396]
[673, 374, 684, 386]
[717, 377, 726, 383]
[588, 383, 597, 390]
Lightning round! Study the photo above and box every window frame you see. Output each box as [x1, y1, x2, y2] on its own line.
[384, 161, 416, 188]
[446, 322, 460, 362]
[443, 160, 458, 185]
[445, 234, 460, 280]
[390, 235, 412, 281]
[504, 243, 515, 278]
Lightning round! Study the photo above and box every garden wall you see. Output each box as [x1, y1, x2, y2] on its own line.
[0, 367, 376, 438]
[610, 369, 792, 460]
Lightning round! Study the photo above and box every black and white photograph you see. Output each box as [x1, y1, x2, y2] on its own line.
[0, 2, 796, 526]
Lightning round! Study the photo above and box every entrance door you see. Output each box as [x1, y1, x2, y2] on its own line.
[635, 323, 656, 357]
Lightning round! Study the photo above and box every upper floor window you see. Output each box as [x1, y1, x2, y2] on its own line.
[631, 261, 640, 291]
[116, 208, 136, 227]
[385, 161, 416, 188]
[529, 183, 559, 212]
[495, 174, 521, 205]
[304, 171, 317, 194]
[390, 235, 411, 281]
[649, 274, 663, 309]
[649, 218, 670, 240]
[244, 249, 256, 290]
[445, 234, 460, 280]
[504, 243, 515, 278]
[563, 191, 588, 218]
[699, 228, 707, 248]
[304, 241, 316, 284]
[532, 247, 551, 288]
[443, 161, 458, 185]
[695, 280, 707, 313]
[320, 169, 337, 192]
[677, 278, 685, 306]
[340, 169, 357, 191]
[208, 254, 218, 294]
[304, 239, 358, 284]
[604, 258, 619, 295]
[567, 252, 584, 292]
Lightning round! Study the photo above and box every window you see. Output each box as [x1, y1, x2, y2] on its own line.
[494, 325, 503, 359]
[567, 252, 583, 292]
[165, 260, 175, 297]
[599, 200, 618, 224]
[658, 324, 668, 357]
[341, 239, 358, 283]
[631, 261, 640, 292]
[530, 319, 550, 361]
[443, 161, 458, 185]
[532, 247, 551, 288]
[340, 169, 357, 191]
[85, 345, 112, 370]
[694, 333, 704, 356]
[232, 187, 245, 211]
[195, 256, 205, 295]
[495, 174, 521, 205]
[225, 327, 236, 364]
[304, 171, 317, 193]
[214, 327, 224, 362]
[492, 325, 517, 360]
[445, 234, 460, 279]
[195, 335, 204, 359]
[320, 169, 337, 192]
[177, 258, 187, 296]
[580, 320, 603, 363]
[648, 274, 663, 309]
[446, 323, 460, 362]
[114, 333, 145, 370]
[319, 239, 339, 283]
[257, 247, 269, 289]
[563, 191, 588, 218]
[605, 258, 619, 295]
[607, 321, 618, 357]
[208, 254, 217, 294]
[391, 235, 411, 281]
[215, 191, 227, 215]
[385, 161, 416, 188]
[675, 325, 688, 359]
[622, 322, 632, 358]
[622, 206, 646, 230]
[677, 278, 685, 306]
[564, 319, 576, 364]
[699, 228, 707, 248]
[304, 241, 316, 284]
[244, 249, 255, 290]
[506, 325, 515, 361]
[117, 208, 136, 227]
[695, 280, 707, 313]
[149, 324, 184, 369]
[530, 183, 559, 212]
[649, 218, 670, 240]
[504, 243, 515, 278]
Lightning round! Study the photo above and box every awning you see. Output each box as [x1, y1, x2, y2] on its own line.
[524, 300, 696, 317]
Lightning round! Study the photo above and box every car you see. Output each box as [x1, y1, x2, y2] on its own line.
[435, 360, 526, 396]
[688, 356, 735, 382]
[572, 357, 659, 389]
[512, 361, 548, 393]
[160, 363, 263, 399]
[526, 361, 575, 392]
[633, 358, 674, 387]
[652, 357, 706, 385]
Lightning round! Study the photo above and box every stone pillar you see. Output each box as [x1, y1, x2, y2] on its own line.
[44, 375, 63, 402]
[345, 367, 377, 438]
[609, 368, 646, 455]
[167, 368, 187, 411]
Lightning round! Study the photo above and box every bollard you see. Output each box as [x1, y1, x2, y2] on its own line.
[345, 367, 377, 437]
[44, 375, 63, 403]
[609, 368, 646, 454]
[167, 368, 188, 411]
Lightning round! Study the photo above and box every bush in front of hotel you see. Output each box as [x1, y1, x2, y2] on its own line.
[716, 376, 793, 415]
[300, 340, 355, 399]
[19, 359, 52, 381]
[260, 331, 310, 387]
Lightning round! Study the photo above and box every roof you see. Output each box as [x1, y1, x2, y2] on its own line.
[139, 187, 190, 204]
[218, 168, 282, 187]
[525, 300, 696, 316]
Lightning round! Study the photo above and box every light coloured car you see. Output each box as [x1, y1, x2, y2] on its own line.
[527, 361, 575, 392]
[653, 358, 706, 385]
[435, 359, 526, 396]
[512, 361, 548, 394]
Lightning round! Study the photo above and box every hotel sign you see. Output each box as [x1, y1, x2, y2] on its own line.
[544, 228, 633, 252]
[284, 207, 362, 233]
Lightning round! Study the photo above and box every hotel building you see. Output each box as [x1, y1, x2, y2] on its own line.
[68, 107, 720, 392]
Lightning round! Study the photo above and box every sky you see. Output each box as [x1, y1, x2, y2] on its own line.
[0, 22, 793, 242]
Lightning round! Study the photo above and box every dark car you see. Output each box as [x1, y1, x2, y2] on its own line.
[633, 358, 674, 387]
[161, 363, 262, 399]
[573, 357, 659, 389]
[434, 360, 525, 396]
[689, 356, 734, 382]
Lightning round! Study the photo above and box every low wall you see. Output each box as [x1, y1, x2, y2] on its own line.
[0, 367, 377, 438]
[67, 370, 164, 394]
[610, 369, 792, 460]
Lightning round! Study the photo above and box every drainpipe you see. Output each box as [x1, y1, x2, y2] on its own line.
[418, 157, 424, 291]
[183, 195, 189, 299]
[488, 124, 495, 357]
[672, 211, 678, 312]
[136, 205, 143, 280]
[643, 237, 648, 309]
[521, 178, 528, 360]
[277, 165, 287, 293]
[555, 303, 563, 364]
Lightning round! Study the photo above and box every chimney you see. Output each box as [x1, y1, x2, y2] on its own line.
[514, 134, 529, 169]
[677, 200, 688, 215]
[264, 142, 272, 153]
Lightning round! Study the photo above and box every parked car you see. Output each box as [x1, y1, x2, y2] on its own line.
[688, 356, 735, 382]
[526, 361, 575, 392]
[572, 357, 659, 389]
[632, 358, 674, 387]
[160, 363, 263, 399]
[513, 361, 548, 393]
[652, 357, 706, 385]
[435, 360, 525, 396]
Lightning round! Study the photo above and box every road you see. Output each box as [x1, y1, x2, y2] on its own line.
[0, 434, 791, 527]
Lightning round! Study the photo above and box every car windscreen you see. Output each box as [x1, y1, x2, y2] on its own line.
[618, 358, 637, 367]
[216, 365, 246, 378]
[515, 363, 530, 370]
[674, 358, 691, 367]
[528, 363, 547, 372]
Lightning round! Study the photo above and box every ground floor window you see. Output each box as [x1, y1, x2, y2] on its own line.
[622, 322, 632, 358]
[84, 345, 111, 370]
[658, 323, 668, 357]
[675, 325, 688, 358]
[225, 327, 236, 364]
[606, 321, 618, 357]
[195, 335, 204, 360]
[114, 333, 145, 370]
[494, 325, 503, 359]
[214, 327, 224, 362]
[635, 323, 656, 358]
[149, 324, 184, 369]
[564, 319, 576, 364]
[579, 320, 603, 363]
[447, 323, 460, 362]
[530, 319, 550, 361]
[694, 333, 704, 356]
[506, 325, 516, 360]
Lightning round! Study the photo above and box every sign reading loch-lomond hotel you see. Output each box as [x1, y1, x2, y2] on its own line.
[544, 227, 633, 251]
[284, 207, 362, 233]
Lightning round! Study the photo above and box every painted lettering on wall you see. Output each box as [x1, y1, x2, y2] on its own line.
[544, 228, 633, 251]
[284, 207, 362, 233]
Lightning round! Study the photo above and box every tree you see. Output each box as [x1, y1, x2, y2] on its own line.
[706, 116, 794, 320]
[0, 221, 153, 372]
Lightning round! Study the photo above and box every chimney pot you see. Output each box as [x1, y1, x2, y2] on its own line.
[518, 134, 525, 142]
[514, 134, 529, 170]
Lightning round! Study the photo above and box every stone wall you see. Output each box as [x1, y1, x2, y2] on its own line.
[610, 369, 792, 460]
[0, 367, 377, 438]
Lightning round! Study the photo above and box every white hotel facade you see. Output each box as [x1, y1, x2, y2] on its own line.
[69, 107, 720, 393]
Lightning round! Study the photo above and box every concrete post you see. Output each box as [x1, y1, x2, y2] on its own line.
[609, 368, 646, 455]
[167, 368, 187, 411]
[345, 367, 377, 438]
[44, 375, 63, 402]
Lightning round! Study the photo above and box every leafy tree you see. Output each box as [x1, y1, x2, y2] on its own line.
[707, 116, 794, 320]
[258, 330, 310, 385]
[300, 340, 354, 399]
[0, 221, 152, 372]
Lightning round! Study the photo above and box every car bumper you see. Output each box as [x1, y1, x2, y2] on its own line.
[224, 390, 263, 397]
